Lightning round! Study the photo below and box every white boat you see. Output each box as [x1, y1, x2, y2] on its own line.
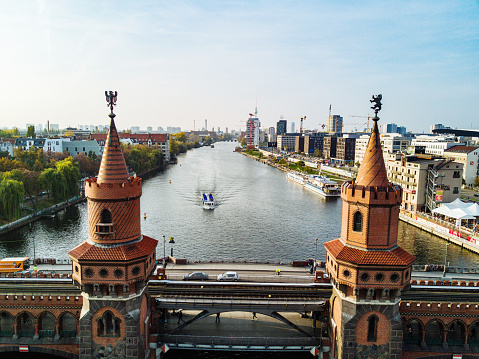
[287, 171, 305, 185]
[202, 193, 217, 210]
[304, 175, 341, 197]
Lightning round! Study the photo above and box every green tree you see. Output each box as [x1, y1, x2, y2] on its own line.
[175, 132, 187, 142]
[474, 176, 479, 188]
[314, 149, 322, 158]
[204, 136, 212, 145]
[26, 125, 36, 138]
[0, 179, 25, 220]
[241, 138, 247, 147]
[169, 138, 179, 157]
[39, 157, 80, 202]
[0, 150, 10, 159]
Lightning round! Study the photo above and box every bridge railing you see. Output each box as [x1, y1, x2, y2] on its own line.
[159, 334, 321, 347]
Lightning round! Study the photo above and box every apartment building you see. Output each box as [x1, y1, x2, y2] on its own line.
[444, 145, 479, 186]
[386, 154, 463, 213]
[411, 135, 463, 156]
[355, 133, 410, 165]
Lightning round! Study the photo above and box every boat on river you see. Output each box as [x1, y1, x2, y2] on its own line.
[287, 171, 305, 185]
[202, 193, 217, 210]
[304, 175, 341, 197]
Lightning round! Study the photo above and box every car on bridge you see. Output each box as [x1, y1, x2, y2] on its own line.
[183, 272, 209, 281]
[217, 272, 239, 281]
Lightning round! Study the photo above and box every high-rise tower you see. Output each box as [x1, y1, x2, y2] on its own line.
[324, 95, 415, 359]
[69, 92, 158, 359]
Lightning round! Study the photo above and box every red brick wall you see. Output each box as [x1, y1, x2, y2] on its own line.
[355, 311, 390, 345]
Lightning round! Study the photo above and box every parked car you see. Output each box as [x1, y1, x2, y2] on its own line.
[474, 193, 479, 197]
[183, 272, 209, 281]
[217, 272, 239, 281]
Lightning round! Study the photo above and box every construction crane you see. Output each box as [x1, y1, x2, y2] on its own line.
[348, 115, 370, 132]
[300, 116, 306, 134]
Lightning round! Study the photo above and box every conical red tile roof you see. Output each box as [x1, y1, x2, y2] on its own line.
[355, 118, 388, 188]
[97, 117, 129, 184]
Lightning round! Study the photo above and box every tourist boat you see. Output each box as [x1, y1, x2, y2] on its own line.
[304, 175, 341, 197]
[287, 171, 305, 185]
[202, 193, 217, 210]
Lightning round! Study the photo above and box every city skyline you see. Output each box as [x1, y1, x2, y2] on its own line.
[0, 1, 478, 133]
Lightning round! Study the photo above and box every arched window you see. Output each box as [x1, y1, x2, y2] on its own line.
[353, 211, 363, 232]
[101, 209, 112, 224]
[367, 315, 378, 342]
[97, 311, 121, 337]
[97, 209, 113, 233]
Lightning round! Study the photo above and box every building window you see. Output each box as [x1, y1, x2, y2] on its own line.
[353, 212, 362, 232]
[367, 315, 378, 342]
[97, 311, 121, 337]
[96, 209, 113, 234]
[453, 187, 459, 194]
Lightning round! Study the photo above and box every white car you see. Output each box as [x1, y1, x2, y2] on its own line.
[217, 272, 239, 281]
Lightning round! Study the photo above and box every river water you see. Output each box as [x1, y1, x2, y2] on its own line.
[1, 141, 479, 267]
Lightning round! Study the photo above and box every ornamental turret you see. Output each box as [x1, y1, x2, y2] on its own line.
[324, 95, 415, 359]
[69, 92, 157, 359]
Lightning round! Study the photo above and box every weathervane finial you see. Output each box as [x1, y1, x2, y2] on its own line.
[370, 94, 382, 120]
[105, 91, 118, 118]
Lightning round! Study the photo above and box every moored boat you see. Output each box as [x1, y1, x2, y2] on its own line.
[304, 175, 340, 197]
[287, 171, 305, 185]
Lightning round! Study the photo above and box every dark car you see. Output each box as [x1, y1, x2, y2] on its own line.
[474, 193, 479, 197]
[183, 272, 209, 281]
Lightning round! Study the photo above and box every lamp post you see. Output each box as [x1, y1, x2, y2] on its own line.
[33, 236, 36, 273]
[314, 238, 318, 272]
[162, 235, 166, 266]
[443, 242, 450, 277]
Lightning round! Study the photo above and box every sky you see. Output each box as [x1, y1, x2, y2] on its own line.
[0, 1, 478, 134]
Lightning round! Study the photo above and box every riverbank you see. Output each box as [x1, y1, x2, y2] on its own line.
[400, 211, 479, 255]
[0, 195, 86, 235]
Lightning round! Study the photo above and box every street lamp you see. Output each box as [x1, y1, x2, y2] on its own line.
[443, 242, 450, 277]
[169, 237, 175, 257]
[162, 235, 166, 266]
[314, 238, 318, 272]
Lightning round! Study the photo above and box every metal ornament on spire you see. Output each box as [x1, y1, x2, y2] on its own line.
[105, 91, 118, 118]
[370, 94, 382, 120]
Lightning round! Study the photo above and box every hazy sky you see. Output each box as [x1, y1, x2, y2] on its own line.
[0, 1, 478, 133]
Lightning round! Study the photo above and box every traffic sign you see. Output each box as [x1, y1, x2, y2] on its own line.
[19, 345, 29, 352]
[453, 355, 462, 359]
[310, 346, 319, 356]
[161, 344, 169, 353]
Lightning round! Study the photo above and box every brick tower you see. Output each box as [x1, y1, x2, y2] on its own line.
[324, 96, 415, 359]
[69, 92, 157, 359]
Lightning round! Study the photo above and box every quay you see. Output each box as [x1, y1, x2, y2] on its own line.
[0, 195, 86, 235]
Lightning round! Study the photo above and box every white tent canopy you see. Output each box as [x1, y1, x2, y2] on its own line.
[432, 199, 479, 220]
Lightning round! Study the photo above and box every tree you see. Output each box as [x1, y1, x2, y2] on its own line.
[175, 132, 187, 143]
[39, 157, 80, 202]
[241, 138, 247, 147]
[0, 179, 25, 220]
[26, 125, 36, 138]
[297, 160, 305, 167]
[474, 176, 479, 188]
[314, 149, 322, 158]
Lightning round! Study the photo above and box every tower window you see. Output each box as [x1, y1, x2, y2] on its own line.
[353, 211, 363, 232]
[96, 209, 114, 234]
[367, 315, 378, 342]
[101, 209, 112, 224]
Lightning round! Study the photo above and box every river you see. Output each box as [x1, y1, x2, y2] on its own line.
[1, 141, 479, 267]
